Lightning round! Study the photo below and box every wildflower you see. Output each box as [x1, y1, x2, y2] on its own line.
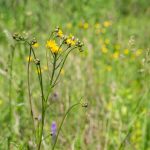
[32, 42, 39, 48]
[83, 22, 89, 29]
[103, 21, 112, 27]
[66, 22, 72, 29]
[112, 51, 119, 59]
[101, 45, 108, 53]
[95, 23, 101, 29]
[51, 121, 57, 142]
[135, 49, 142, 56]
[106, 65, 112, 72]
[104, 39, 110, 45]
[57, 29, 63, 38]
[106, 101, 112, 111]
[26, 56, 33, 62]
[123, 49, 129, 55]
[43, 66, 48, 71]
[66, 37, 76, 47]
[46, 40, 60, 54]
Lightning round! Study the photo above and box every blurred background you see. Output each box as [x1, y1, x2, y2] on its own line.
[0, 0, 150, 149]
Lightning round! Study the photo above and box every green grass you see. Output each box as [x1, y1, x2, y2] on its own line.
[0, 0, 150, 149]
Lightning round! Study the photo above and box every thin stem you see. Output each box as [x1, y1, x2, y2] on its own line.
[52, 47, 76, 87]
[50, 54, 57, 85]
[27, 46, 36, 138]
[52, 102, 81, 150]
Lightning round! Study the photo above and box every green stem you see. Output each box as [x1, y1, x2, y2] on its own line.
[27, 46, 36, 136]
[52, 102, 81, 150]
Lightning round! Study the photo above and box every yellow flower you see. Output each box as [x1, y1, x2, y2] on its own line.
[103, 21, 112, 27]
[105, 39, 110, 45]
[112, 51, 119, 59]
[57, 29, 63, 38]
[66, 38, 76, 46]
[101, 45, 108, 53]
[123, 49, 129, 55]
[43, 66, 48, 71]
[46, 40, 60, 53]
[66, 23, 72, 29]
[26, 56, 33, 62]
[135, 49, 142, 56]
[114, 44, 121, 50]
[106, 101, 112, 111]
[95, 23, 101, 29]
[106, 65, 112, 72]
[32, 42, 39, 48]
[83, 22, 89, 29]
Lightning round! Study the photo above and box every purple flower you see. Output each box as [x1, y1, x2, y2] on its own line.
[51, 121, 57, 136]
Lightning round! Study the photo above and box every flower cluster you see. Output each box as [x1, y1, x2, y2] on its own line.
[46, 40, 60, 53]
[46, 27, 83, 54]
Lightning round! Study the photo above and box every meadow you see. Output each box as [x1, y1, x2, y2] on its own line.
[0, 0, 150, 150]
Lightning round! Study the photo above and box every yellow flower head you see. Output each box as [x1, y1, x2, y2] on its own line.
[83, 22, 89, 29]
[101, 45, 108, 53]
[135, 49, 142, 57]
[106, 65, 112, 72]
[66, 37, 76, 46]
[57, 29, 63, 38]
[124, 49, 129, 55]
[32, 42, 39, 48]
[112, 51, 119, 59]
[95, 23, 101, 29]
[103, 21, 112, 27]
[105, 39, 110, 45]
[46, 40, 60, 54]
[66, 23, 72, 29]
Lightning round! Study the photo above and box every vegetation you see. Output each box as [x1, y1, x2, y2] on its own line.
[0, 0, 150, 149]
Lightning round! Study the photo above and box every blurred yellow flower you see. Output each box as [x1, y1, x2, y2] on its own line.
[106, 65, 112, 72]
[66, 38, 76, 46]
[26, 56, 33, 62]
[135, 49, 142, 56]
[46, 40, 60, 53]
[32, 42, 39, 48]
[95, 23, 101, 29]
[105, 39, 110, 45]
[43, 66, 48, 71]
[83, 22, 89, 29]
[66, 23, 72, 29]
[106, 101, 112, 111]
[123, 49, 129, 55]
[101, 45, 108, 53]
[57, 29, 63, 38]
[112, 51, 119, 59]
[103, 21, 112, 27]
